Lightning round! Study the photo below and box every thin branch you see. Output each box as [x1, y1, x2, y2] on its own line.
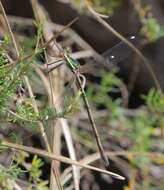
[61, 150, 164, 184]
[60, 118, 80, 190]
[24, 76, 51, 152]
[30, 1, 63, 189]
[85, 0, 162, 92]
[2, 141, 125, 180]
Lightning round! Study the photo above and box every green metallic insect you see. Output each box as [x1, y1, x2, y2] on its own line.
[46, 36, 138, 181]
[61, 49, 110, 169]
[63, 51, 79, 71]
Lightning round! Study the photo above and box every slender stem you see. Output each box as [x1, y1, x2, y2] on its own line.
[24, 76, 51, 152]
[30, 1, 64, 189]
[85, 0, 162, 93]
[2, 141, 125, 180]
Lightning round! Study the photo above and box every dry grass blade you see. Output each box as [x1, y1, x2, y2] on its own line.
[30, 1, 81, 189]
[24, 76, 51, 151]
[61, 150, 164, 184]
[8, 17, 79, 66]
[30, 1, 63, 189]
[60, 118, 80, 189]
[8, 15, 103, 62]
[41, 17, 79, 50]
[1, 141, 125, 180]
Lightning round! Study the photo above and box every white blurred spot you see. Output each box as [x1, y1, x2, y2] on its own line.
[110, 55, 115, 59]
[130, 36, 135, 40]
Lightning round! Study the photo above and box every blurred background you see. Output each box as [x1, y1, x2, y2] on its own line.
[0, 0, 164, 190]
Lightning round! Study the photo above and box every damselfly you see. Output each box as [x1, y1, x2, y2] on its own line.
[46, 35, 138, 74]
[48, 36, 138, 177]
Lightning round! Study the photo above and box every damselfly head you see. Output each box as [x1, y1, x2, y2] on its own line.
[64, 47, 71, 54]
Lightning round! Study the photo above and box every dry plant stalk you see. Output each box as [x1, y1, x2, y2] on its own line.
[30, 0, 64, 189]
[2, 141, 125, 180]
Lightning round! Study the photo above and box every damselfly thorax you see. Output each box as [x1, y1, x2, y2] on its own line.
[46, 35, 138, 74]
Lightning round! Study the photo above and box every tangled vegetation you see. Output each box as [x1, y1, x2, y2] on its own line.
[0, 0, 163, 190]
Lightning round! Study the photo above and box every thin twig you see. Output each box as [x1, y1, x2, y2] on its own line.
[41, 18, 79, 49]
[24, 76, 51, 151]
[61, 150, 164, 184]
[7, 17, 79, 68]
[30, 1, 63, 189]
[85, 0, 162, 92]
[8, 15, 102, 61]
[60, 118, 80, 189]
[1, 141, 125, 180]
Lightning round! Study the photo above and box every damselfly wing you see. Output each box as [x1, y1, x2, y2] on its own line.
[80, 35, 139, 74]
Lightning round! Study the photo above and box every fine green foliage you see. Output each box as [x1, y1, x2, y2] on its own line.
[71, 0, 121, 15]
[128, 111, 155, 151]
[143, 88, 164, 114]
[71, 0, 164, 42]
[143, 89, 164, 139]
[0, 163, 23, 190]
[28, 155, 48, 190]
[0, 31, 50, 188]
[141, 17, 164, 42]
[60, 90, 81, 117]
[0, 1, 163, 189]
[81, 70, 163, 189]
[0, 25, 83, 189]
[86, 71, 156, 152]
